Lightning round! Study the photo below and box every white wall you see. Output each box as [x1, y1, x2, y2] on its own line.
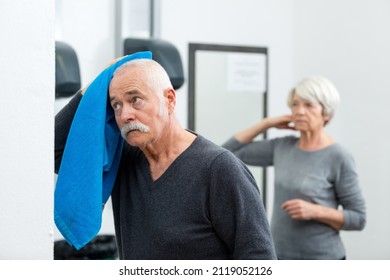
[293, 0, 390, 260]
[56, 0, 115, 85]
[0, 0, 54, 259]
[158, 0, 295, 129]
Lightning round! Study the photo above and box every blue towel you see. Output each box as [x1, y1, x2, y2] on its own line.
[54, 51, 152, 250]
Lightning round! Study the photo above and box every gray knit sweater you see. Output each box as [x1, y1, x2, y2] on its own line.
[55, 93, 277, 260]
[222, 136, 366, 259]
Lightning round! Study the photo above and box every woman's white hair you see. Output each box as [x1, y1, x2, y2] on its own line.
[287, 76, 340, 121]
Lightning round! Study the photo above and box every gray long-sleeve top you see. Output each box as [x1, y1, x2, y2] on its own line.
[223, 136, 366, 260]
[55, 93, 277, 260]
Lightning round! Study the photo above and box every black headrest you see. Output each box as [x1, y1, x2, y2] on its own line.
[123, 38, 184, 90]
[55, 41, 81, 98]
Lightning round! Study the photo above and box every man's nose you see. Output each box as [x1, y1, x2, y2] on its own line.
[120, 104, 136, 123]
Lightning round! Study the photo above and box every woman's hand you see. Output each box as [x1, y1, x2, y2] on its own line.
[266, 115, 296, 130]
[281, 199, 316, 220]
[281, 199, 345, 230]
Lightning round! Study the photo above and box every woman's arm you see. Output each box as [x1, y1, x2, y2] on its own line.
[281, 199, 345, 230]
[336, 155, 366, 231]
[235, 115, 294, 143]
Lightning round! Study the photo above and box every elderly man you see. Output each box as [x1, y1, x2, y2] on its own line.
[55, 56, 276, 260]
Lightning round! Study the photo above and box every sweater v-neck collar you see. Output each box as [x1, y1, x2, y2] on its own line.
[140, 134, 200, 187]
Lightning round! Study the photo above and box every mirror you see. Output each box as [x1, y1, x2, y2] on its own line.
[188, 43, 268, 206]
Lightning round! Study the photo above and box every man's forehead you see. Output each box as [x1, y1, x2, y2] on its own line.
[109, 89, 143, 100]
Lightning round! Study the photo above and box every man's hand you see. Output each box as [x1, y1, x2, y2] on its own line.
[80, 56, 126, 95]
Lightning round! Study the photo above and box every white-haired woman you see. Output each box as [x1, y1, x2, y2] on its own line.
[222, 76, 366, 260]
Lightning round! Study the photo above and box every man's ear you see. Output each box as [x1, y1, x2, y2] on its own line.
[165, 88, 176, 112]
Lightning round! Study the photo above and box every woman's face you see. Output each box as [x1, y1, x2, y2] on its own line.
[291, 93, 329, 132]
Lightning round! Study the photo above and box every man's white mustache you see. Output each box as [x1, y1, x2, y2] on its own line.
[121, 121, 150, 139]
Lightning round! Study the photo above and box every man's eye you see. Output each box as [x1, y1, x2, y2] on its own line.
[132, 97, 144, 109]
[112, 103, 121, 111]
